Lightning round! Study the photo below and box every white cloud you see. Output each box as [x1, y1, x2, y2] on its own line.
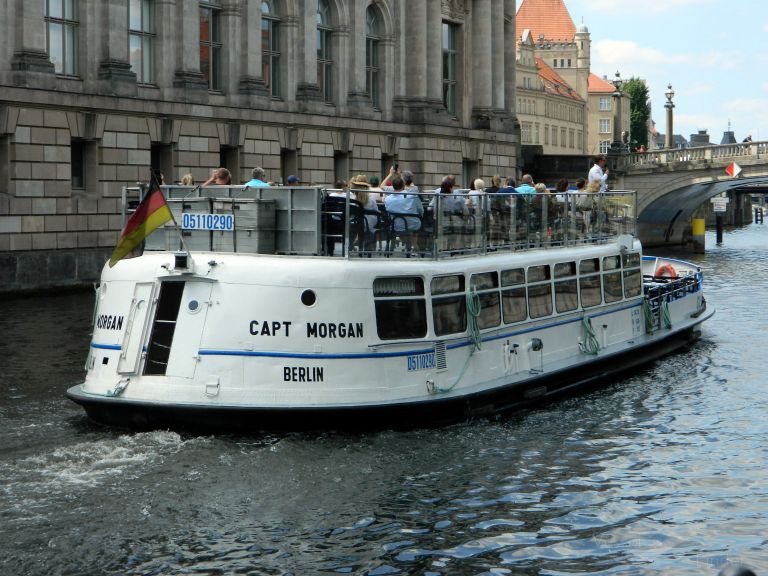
[592, 40, 689, 67]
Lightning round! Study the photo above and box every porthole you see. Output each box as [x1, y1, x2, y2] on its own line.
[188, 299, 201, 314]
[301, 290, 317, 306]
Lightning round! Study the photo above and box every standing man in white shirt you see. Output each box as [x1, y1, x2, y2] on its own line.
[587, 155, 609, 192]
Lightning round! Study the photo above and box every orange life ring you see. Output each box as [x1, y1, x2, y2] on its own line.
[655, 264, 677, 278]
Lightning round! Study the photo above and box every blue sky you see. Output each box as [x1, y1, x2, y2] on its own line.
[518, 0, 768, 143]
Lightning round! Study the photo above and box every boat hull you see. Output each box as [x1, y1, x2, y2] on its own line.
[66, 321, 706, 432]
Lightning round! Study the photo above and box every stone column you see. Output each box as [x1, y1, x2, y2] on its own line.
[155, 0, 176, 91]
[405, 0, 427, 102]
[332, 26, 350, 107]
[472, 0, 493, 128]
[425, 0, 443, 110]
[503, 0, 516, 116]
[491, 0, 505, 110]
[10, 0, 55, 78]
[220, 0, 242, 97]
[173, 0, 208, 95]
[346, 3, 368, 107]
[238, 0, 268, 95]
[296, 0, 321, 102]
[281, 15, 300, 104]
[98, 0, 137, 95]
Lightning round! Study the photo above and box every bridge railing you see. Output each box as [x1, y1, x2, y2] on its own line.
[626, 140, 767, 168]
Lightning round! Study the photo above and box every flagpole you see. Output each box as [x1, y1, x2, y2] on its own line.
[150, 169, 194, 260]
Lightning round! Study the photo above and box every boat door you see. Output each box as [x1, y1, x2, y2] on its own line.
[117, 282, 156, 375]
[165, 281, 214, 378]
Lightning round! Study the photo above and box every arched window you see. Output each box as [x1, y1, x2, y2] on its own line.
[261, 1, 280, 98]
[365, 5, 381, 109]
[317, 0, 333, 103]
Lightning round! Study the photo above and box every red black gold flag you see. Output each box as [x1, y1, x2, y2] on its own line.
[109, 185, 172, 267]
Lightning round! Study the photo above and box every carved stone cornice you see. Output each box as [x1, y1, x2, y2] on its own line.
[441, 0, 466, 20]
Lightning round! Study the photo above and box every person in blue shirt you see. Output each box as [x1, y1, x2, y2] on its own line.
[383, 175, 423, 232]
[515, 174, 536, 194]
[244, 167, 269, 187]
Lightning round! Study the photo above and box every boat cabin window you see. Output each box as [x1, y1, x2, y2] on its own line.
[527, 265, 550, 283]
[471, 272, 500, 330]
[527, 265, 552, 319]
[501, 267, 526, 324]
[373, 277, 427, 340]
[431, 275, 467, 336]
[501, 268, 525, 286]
[602, 255, 623, 303]
[622, 252, 642, 298]
[554, 261, 576, 278]
[603, 255, 621, 270]
[579, 258, 599, 274]
[603, 269, 623, 303]
[554, 261, 577, 313]
[579, 258, 602, 308]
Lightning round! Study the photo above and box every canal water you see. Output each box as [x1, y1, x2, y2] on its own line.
[1, 225, 767, 576]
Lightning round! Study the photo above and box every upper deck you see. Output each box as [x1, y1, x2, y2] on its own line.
[126, 185, 637, 260]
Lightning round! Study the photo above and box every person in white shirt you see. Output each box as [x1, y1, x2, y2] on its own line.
[587, 155, 609, 192]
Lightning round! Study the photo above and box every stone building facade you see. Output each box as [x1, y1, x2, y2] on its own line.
[0, 0, 520, 291]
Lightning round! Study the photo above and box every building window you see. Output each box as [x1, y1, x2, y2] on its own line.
[129, 0, 154, 84]
[553, 59, 557, 67]
[599, 119, 611, 134]
[365, 6, 381, 109]
[200, 0, 222, 90]
[317, 0, 333, 103]
[600, 140, 611, 154]
[567, 59, 571, 67]
[44, 0, 78, 76]
[544, 124, 549, 145]
[521, 123, 531, 144]
[442, 22, 458, 116]
[71, 139, 84, 189]
[261, 1, 280, 98]
[552, 126, 558, 146]
[599, 96, 611, 111]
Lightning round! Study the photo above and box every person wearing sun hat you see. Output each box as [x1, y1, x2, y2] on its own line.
[349, 174, 371, 189]
[349, 174, 379, 241]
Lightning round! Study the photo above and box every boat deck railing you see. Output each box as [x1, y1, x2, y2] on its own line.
[122, 185, 637, 259]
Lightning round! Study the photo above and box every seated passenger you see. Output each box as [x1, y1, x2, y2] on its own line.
[384, 176, 422, 232]
[203, 167, 232, 186]
[244, 167, 269, 187]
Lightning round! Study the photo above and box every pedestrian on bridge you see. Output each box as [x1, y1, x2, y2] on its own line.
[588, 154, 609, 193]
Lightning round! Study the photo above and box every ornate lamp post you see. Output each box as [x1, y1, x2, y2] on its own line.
[609, 71, 626, 154]
[664, 84, 675, 149]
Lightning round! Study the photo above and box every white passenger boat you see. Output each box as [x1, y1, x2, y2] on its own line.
[67, 184, 713, 430]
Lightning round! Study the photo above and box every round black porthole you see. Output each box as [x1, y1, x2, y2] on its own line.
[301, 290, 316, 306]
[188, 299, 200, 313]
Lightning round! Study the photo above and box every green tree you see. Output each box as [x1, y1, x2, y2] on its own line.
[623, 78, 651, 150]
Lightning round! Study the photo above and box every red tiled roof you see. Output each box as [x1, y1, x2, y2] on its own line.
[516, 0, 576, 42]
[536, 58, 583, 101]
[588, 73, 615, 93]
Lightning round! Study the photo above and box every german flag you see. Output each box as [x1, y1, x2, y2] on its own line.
[109, 185, 173, 267]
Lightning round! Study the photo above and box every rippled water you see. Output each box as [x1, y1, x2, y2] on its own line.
[2, 227, 768, 575]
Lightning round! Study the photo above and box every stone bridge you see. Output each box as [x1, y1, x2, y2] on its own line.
[614, 141, 768, 247]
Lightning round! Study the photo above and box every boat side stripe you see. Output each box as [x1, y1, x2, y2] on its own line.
[193, 302, 644, 359]
[91, 343, 122, 350]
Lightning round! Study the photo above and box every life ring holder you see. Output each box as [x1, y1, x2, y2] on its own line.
[655, 263, 677, 279]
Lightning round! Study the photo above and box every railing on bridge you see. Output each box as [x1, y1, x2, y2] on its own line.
[123, 185, 637, 260]
[626, 140, 767, 168]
